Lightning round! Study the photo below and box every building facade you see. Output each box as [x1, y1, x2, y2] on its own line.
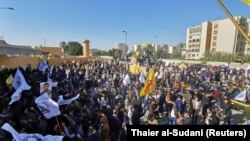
[185, 16, 249, 59]
[37, 46, 63, 57]
[245, 19, 250, 55]
[133, 44, 143, 52]
[116, 43, 128, 57]
[0, 39, 42, 56]
[167, 45, 177, 54]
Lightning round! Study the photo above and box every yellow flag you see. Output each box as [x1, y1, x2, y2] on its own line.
[242, 0, 250, 6]
[129, 64, 140, 75]
[140, 68, 156, 96]
[6, 75, 13, 85]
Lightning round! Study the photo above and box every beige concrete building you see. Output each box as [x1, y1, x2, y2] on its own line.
[245, 19, 250, 54]
[116, 43, 128, 57]
[37, 46, 63, 57]
[133, 44, 143, 52]
[185, 16, 249, 59]
[167, 45, 177, 54]
[185, 22, 212, 59]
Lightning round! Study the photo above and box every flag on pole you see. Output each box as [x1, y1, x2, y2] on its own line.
[139, 71, 145, 84]
[9, 87, 23, 105]
[1, 123, 63, 141]
[35, 93, 61, 119]
[12, 69, 31, 90]
[57, 94, 80, 106]
[129, 63, 140, 75]
[123, 74, 131, 86]
[242, 0, 250, 6]
[47, 76, 58, 87]
[5, 74, 13, 85]
[39, 60, 48, 72]
[49, 65, 54, 77]
[157, 65, 164, 79]
[140, 68, 156, 96]
[231, 90, 248, 102]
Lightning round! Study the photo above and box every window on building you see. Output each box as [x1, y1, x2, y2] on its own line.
[192, 54, 195, 57]
[212, 48, 216, 52]
[213, 36, 217, 40]
[189, 40, 192, 43]
[197, 54, 199, 56]
[213, 30, 218, 34]
[214, 24, 218, 28]
[212, 42, 216, 46]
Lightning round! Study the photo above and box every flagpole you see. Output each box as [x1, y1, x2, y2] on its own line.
[55, 117, 62, 132]
[216, 0, 250, 44]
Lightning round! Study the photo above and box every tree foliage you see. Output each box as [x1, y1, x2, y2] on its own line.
[200, 52, 250, 64]
[59, 41, 82, 56]
[91, 49, 108, 56]
[107, 48, 123, 59]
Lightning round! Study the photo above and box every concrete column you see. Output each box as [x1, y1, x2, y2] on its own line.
[83, 40, 90, 57]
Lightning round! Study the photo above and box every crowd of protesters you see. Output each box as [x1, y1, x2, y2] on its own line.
[0, 59, 250, 141]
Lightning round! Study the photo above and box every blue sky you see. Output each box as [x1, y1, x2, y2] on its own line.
[0, 0, 249, 50]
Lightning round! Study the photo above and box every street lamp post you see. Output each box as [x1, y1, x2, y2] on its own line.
[122, 31, 127, 45]
[0, 7, 14, 10]
[155, 36, 158, 61]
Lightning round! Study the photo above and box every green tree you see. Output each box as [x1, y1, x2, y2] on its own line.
[107, 48, 122, 60]
[176, 43, 185, 54]
[67, 41, 83, 56]
[155, 47, 168, 59]
[59, 41, 82, 56]
[91, 49, 108, 56]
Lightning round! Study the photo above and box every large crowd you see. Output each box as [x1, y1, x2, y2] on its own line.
[0, 59, 250, 141]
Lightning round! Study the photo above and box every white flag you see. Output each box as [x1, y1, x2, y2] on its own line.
[1, 123, 63, 141]
[139, 71, 145, 84]
[57, 94, 80, 106]
[234, 90, 247, 102]
[47, 76, 58, 87]
[9, 88, 23, 105]
[123, 74, 130, 86]
[35, 93, 61, 119]
[39, 60, 48, 72]
[12, 69, 31, 90]
[157, 65, 164, 79]
[154, 71, 158, 77]
[50, 65, 54, 76]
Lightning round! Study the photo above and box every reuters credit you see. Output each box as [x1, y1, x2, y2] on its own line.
[130, 128, 246, 138]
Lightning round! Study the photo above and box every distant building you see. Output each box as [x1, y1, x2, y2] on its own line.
[116, 43, 128, 57]
[0, 39, 42, 56]
[37, 46, 63, 57]
[154, 44, 161, 52]
[245, 19, 250, 55]
[167, 45, 177, 54]
[133, 44, 143, 52]
[185, 22, 212, 59]
[185, 16, 250, 59]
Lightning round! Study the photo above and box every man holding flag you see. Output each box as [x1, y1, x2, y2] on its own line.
[140, 68, 156, 97]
